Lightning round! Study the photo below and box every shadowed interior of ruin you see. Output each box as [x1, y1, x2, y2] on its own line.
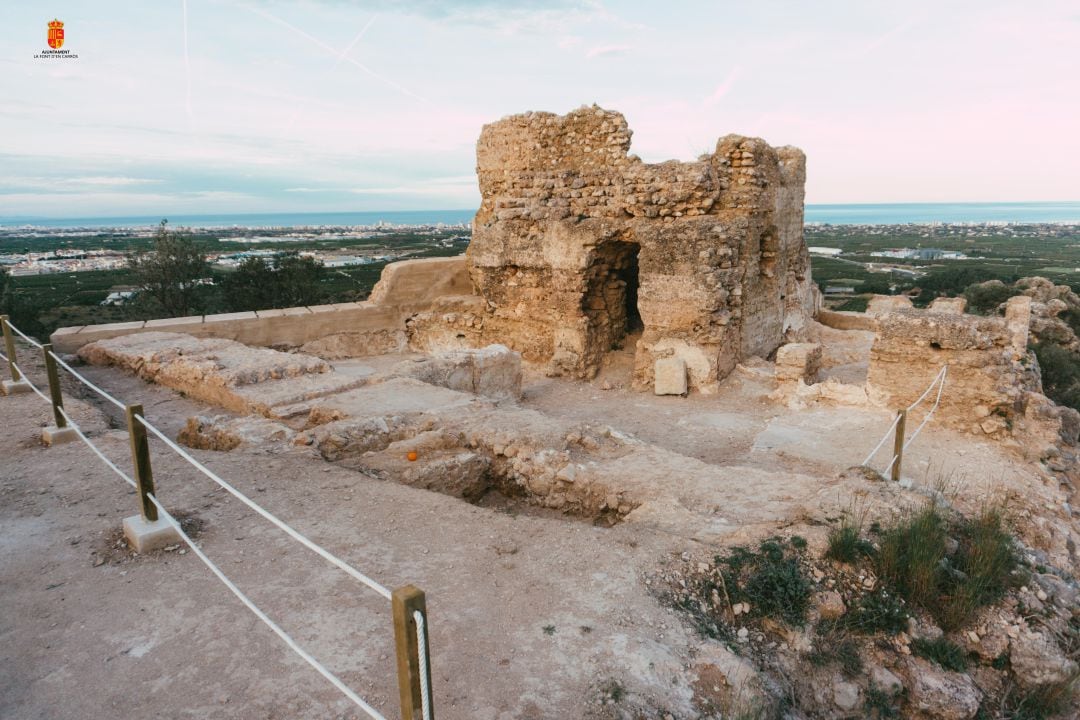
[583, 241, 641, 365]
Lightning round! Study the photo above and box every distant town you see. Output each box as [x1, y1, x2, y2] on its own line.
[0, 221, 470, 278]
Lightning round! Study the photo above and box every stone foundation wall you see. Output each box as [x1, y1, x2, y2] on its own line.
[866, 297, 1053, 440]
[451, 105, 814, 392]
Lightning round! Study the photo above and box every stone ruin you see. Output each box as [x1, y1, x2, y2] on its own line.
[48, 105, 1079, 451]
[411, 105, 817, 393]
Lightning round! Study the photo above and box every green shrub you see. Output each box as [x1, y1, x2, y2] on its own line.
[874, 504, 1018, 631]
[718, 538, 813, 627]
[839, 588, 909, 635]
[1034, 342, 1080, 413]
[864, 684, 900, 719]
[963, 280, 1015, 315]
[876, 505, 948, 609]
[937, 507, 1018, 630]
[805, 632, 863, 677]
[1007, 677, 1078, 720]
[826, 522, 875, 564]
[911, 636, 969, 672]
[835, 296, 869, 312]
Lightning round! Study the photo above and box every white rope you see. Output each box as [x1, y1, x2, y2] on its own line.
[48, 350, 126, 411]
[0, 349, 7, 362]
[146, 491, 390, 720]
[414, 610, 433, 720]
[860, 412, 902, 467]
[133, 413, 393, 601]
[861, 365, 948, 472]
[9, 361, 51, 403]
[56, 406, 137, 489]
[8, 354, 395, 720]
[905, 365, 947, 412]
[904, 365, 948, 452]
[7, 321, 43, 349]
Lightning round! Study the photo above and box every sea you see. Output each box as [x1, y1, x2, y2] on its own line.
[2, 202, 1080, 230]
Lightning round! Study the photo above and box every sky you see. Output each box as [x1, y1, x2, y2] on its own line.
[1, 0, 1078, 218]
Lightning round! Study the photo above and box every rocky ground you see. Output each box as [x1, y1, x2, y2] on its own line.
[1, 322, 1078, 719]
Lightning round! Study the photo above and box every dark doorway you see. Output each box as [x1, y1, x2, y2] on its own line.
[583, 241, 641, 357]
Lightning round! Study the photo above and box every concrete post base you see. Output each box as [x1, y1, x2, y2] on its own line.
[42, 426, 79, 446]
[123, 515, 181, 554]
[1, 379, 33, 396]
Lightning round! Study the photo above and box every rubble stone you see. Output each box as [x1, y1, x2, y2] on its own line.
[1010, 628, 1079, 687]
[906, 657, 982, 719]
[928, 296, 967, 314]
[654, 357, 688, 396]
[775, 342, 822, 384]
[394, 344, 522, 400]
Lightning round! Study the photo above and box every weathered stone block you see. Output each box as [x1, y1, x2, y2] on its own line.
[395, 344, 522, 400]
[654, 357, 687, 396]
[928, 296, 967, 314]
[42, 426, 78, 446]
[775, 342, 822, 384]
[866, 295, 913, 315]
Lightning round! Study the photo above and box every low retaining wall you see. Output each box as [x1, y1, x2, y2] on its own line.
[816, 309, 879, 332]
[51, 256, 474, 356]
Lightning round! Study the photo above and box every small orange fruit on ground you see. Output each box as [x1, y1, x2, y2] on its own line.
[406, 451, 418, 462]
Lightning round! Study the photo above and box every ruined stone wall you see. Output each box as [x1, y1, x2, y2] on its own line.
[52, 256, 473, 356]
[866, 297, 1064, 443]
[457, 105, 813, 392]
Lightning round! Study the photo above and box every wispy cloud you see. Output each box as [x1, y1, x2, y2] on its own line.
[856, 14, 924, 57]
[704, 66, 743, 107]
[585, 44, 632, 60]
[284, 13, 379, 132]
[0, 176, 164, 192]
[242, 4, 428, 103]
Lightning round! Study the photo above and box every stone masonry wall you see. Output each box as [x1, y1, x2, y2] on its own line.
[866, 297, 1065, 444]
[455, 105, 814, 392]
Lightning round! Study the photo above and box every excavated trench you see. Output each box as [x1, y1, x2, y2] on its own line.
[179, 410, 639, 526]
[323, 425, 637, 527]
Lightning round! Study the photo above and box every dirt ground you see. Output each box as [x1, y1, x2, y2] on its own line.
[0, 334, 1067, 719]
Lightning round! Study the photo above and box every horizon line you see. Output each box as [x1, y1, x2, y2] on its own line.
[4, 199, 1080, 223]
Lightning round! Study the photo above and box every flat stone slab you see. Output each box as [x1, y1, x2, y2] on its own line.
[275, 377, 486, 423]
[42, 426, 79, 446]
[123, 515, 182, 554]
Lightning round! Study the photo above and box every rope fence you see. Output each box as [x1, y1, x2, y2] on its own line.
[0, 315, 435, 720]
[861, 364, 949, 481]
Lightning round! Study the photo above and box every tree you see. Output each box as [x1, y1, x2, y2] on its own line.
[220, 252, 324, 312]
[1, 267, 45, 338]
[916, 267, 1018, 306]
[221, 257, 276, 312]
[272, 253, 324, 308]
[860, 276, 893, 295]
[963, 280, 1015, 315]
[127, 220, 209, 317]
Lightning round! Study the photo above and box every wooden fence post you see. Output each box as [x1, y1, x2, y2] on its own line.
[393, 585, 433, 720]
[126, 404, 158, 521]
[891, 408, 907, 482]
[42, 344, 67, 428]
[1, 315, 19, 382]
